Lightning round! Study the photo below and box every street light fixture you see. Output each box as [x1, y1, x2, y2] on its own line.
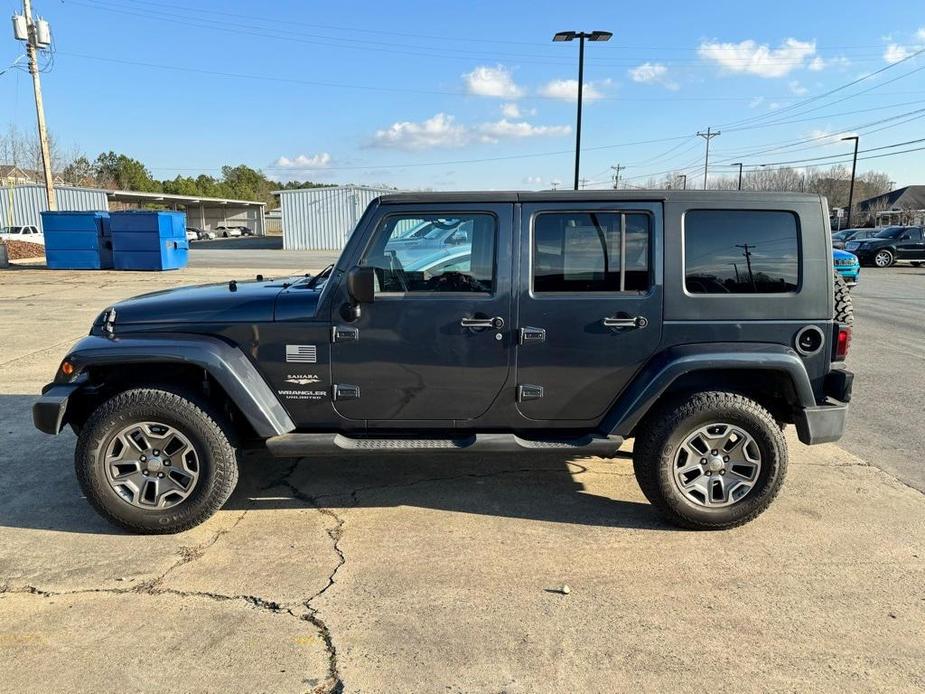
[842, 135, 859, 228]
[553, 30, 613, 190]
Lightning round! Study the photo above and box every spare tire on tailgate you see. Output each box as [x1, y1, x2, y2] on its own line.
[834, 272, 854, 325]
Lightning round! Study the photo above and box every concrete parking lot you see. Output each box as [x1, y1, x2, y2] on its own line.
[0, 255, 923, 693]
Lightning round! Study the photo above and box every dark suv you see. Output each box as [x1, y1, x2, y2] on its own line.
[34, 191, 854, 533]
[846, 225, 925, 267]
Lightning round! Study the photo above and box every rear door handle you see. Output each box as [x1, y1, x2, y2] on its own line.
[461, 316, 505, 329]
[603, 316, 648, 329]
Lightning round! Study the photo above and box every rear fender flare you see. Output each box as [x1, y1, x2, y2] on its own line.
[58, 334, 295, 438]
[601, 343, 816, 437]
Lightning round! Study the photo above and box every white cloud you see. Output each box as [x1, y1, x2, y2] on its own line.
[748, 96, 765, 109]
[501, 102, 536, 118]
[371, 113, 570, 150]
[628, 62, 679, 90]
[477, 119, 570, 142]
[918, 27, 925, 41]
[808, 128, 859, 146]
[538, 78, 610, 102]
[808, 56, 825, 71]
[523, 176, 543, 185]
[698, 38, 817, 77]
[884, 43, 914, 63]
[788, 80, 809, 95]
[462, 65, 524, 98]
[273, 153, 332, 169]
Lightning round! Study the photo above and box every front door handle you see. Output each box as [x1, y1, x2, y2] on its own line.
[603, 315, 648, 329]
[460, 316, 505, 329]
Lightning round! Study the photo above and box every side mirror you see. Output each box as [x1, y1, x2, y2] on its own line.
[346, 265, 375, 304]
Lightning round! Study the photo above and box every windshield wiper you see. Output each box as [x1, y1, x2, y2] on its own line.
[306, 264, 334, 288]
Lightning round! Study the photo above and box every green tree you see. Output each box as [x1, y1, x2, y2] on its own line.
[93, 151, 159, 192]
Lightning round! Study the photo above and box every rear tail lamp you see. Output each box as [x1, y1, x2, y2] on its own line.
[834, 324, 851, 361]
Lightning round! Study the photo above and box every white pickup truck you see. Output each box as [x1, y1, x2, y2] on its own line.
[0, 224, 44, 245]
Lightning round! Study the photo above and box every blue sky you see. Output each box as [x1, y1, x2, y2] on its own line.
[3, 0, 924, 189]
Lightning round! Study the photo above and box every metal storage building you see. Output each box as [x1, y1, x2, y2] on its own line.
[276, 185, 399, 250]
[2, 184, 109, 229]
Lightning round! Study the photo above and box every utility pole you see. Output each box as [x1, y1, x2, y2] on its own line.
[735, 243, 757, 292]
[697, 127, 720, 190]
[579, 177, 590, 190]
[678, 174, 687, 190]
[14, 1, 56, 209]
[842, 135, 859, 228]
[732, 162, 743, 191]
[610, 164, 625, 189]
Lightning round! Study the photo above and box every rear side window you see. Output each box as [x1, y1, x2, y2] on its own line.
[533, 211, 650, 293]
[684, 210, 800, 294]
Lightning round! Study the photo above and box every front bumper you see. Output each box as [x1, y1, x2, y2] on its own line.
[33, 383, 80, 435]
[794, 368, 853, 445]
[835, 266, 859, 285]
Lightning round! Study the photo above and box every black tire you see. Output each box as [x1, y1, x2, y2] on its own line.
[833, 272, 854, 325]
[633, 392, 788, 530]
[75, 388, 238, 534]
[873, 248, 894, 268]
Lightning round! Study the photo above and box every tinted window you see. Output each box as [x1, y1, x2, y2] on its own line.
[361, 213, 495, 293]
[533, 211, 650, 293]
[875, 227, 905, 239]
[685, 210, 799, 294]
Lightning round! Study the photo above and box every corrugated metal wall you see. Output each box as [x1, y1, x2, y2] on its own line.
[279, 186, 397, 250]
[1, 184, 109, 230]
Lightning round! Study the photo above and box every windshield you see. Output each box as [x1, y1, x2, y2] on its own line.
[874, 227, 905, 239]
[0, 226, 24, 234]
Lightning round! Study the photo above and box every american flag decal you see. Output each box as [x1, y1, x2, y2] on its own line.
[286, 345, 317, 364]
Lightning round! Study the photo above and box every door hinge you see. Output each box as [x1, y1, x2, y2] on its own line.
[333, 384, 360, 401]
[332, 326, 359, 343]
[517, 384, 544, 402]
[519, 326, 546, 345]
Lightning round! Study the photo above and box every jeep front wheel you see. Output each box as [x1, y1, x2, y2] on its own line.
[75, 388, 239, 534]
[633, 392, 787, 530]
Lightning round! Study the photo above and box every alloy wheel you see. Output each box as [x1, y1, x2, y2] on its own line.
[104, 421, 200, 509]
[874, 250, 893, 267]
[673, 423, 762, 507]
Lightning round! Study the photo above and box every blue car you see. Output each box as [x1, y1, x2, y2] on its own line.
[833, 249, 860, 287]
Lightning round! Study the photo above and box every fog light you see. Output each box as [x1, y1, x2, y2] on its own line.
[60, 360, 75, 377]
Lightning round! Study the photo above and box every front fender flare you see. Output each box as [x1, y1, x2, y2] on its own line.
[54, 334, 295, 438]
[601, 343, 817, 437]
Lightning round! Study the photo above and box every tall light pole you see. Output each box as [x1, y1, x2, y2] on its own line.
[553, 30, 613, 190]
[13, 0, 56, 209]
[842, 135, 859, 228]
[732, 162, 743, 191]
[697, 127, 720, 189]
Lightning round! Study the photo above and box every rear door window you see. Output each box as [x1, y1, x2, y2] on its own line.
[684, 210, 800, 294]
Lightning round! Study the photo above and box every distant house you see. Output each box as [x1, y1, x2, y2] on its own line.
[0, 165, 33, 185]
[859, 185, 925, 226]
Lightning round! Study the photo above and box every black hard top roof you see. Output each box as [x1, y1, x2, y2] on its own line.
[377, 190, 824, 204]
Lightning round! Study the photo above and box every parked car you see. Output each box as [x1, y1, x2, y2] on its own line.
[216, 225, 242, 238]
[0, 224, 44, 245]
[833, 249, 859, 287]
[33, 191, 853, 534]
[199, 230, 216, 240]
[846, 225, 925, 267]
[831, 228, 877, 250]
[185, 229, 199, 242]
[236, 226, 255, 236]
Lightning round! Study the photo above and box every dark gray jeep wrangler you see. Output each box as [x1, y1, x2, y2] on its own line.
[34, 191, 854, 533]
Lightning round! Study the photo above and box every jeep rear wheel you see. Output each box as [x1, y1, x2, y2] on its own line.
[633, 392, 787, 530]
[75, 388, 238, 534]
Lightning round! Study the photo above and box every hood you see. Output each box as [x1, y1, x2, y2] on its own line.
[833, 249, 857, 261]
[107, 276, 304, 325]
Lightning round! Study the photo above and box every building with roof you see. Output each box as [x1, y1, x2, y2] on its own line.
[1, 184, 266, 234]
[859, 185, 925, 226]
[275, 185, 399, 250]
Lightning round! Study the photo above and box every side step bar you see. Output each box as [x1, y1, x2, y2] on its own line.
[265, 432, 624, 458]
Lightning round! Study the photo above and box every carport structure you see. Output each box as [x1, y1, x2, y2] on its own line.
[107, 190, 267, 236]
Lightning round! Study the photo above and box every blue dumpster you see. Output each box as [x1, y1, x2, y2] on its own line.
[110, 211, 188, 271]
[40, 211, 113, 270]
